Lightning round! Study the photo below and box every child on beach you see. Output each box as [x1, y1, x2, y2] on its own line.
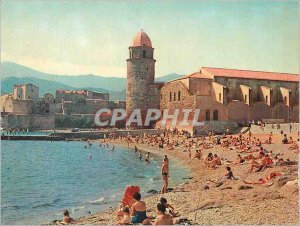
[116, 207, 132, 225]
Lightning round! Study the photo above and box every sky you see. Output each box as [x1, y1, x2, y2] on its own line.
[1, 0, 299, 77]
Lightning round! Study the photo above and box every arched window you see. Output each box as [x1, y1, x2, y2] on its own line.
[178, 91, 181, 101]
[206, 110, 210, 121]
[173, 92, 176, 101]
[169, 92, 172, 102]
[213, 110, 218, 121]
[143, 50, 146, 58]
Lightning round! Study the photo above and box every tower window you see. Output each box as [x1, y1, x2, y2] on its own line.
[173, 92, 176, 101]
[284, 96, 287, 105]
[143, 50, 146, 58]
[178, 91, 181, 101]
[169, 92, 172, 102]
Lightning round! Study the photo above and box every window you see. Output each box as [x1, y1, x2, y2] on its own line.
[173, 92, 176, 101]
[147, 67, 148, 71]
[143, 50, 146, 58]
[284, 96, 287, 105]
[206, 110, 210, 121]
[265, 95, 268, 103]
[28, 96, 31, 99]
[169, 92, 172, 102]
[31, 89, 33, 92]
[213, 110, 218, 121]
[161, 94, 162, 99]
[244, 95, 247, 102]
[18, 95, 21, 98]
[178, 91, 181, 101]
[218, 93, 222, 102]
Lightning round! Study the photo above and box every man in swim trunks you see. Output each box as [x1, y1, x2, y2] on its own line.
[161, 158, 169, 193]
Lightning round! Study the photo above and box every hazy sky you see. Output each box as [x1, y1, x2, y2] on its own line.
[1, 0, 299, 77]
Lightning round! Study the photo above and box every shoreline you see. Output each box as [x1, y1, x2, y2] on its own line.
[72, 138, 196, 225]
[74, 132, 299, 225]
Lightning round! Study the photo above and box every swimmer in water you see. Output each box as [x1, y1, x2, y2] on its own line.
[145, 152, 150, 164]
[88, 154, 92, 160]
[138, 151, 142, 161]
[111, 145, 115, 151]
[134, 146, 138, 153]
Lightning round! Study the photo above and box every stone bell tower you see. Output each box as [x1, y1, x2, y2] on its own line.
[126, 30, 156, 121]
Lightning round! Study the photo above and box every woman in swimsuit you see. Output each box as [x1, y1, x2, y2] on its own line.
[131, 192, 148, 224]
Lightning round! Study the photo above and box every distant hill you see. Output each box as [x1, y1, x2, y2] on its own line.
[1, 62, 183, 92]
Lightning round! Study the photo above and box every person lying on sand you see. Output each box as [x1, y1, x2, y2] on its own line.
[160, 197, 179, 218]
[243, 172, 282, 185]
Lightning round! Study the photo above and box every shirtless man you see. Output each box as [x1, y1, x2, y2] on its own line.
[161, 158, 169, 194]
[153, 203, 173, 225]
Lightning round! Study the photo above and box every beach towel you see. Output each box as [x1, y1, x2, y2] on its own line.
[122, 186, 140, 207]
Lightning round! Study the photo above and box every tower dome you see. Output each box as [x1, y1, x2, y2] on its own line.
[131, 30, 152, 47]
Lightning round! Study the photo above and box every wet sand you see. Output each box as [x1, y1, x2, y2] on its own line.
[74, 132, 299, 225]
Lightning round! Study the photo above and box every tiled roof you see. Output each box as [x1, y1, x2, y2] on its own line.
[167, 72, 212, 84]
[202, 67, 299, 82]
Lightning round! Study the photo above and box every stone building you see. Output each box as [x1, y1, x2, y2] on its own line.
[126, 30, 164, 125]
[1, 83, 39, 114]
[160, 67, 299, 131]
[1, 83, 55, 129]
[55, 90, 109, 103]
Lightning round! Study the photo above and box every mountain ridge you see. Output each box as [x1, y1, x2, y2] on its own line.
[1, 62, 182, 92]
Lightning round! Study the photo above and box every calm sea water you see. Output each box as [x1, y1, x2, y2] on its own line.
[1, 140, 189, 225]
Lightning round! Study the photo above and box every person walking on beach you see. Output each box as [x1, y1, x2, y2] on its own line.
[161, 157, 169, 193]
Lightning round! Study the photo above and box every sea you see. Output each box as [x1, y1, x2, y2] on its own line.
[1, 139, 189, 225]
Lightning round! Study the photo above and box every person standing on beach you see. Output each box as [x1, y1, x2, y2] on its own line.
[161, 157, 169, 193]
[138, 151, 142, 161]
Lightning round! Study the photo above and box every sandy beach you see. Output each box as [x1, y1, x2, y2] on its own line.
[72, 131, 299, 225]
